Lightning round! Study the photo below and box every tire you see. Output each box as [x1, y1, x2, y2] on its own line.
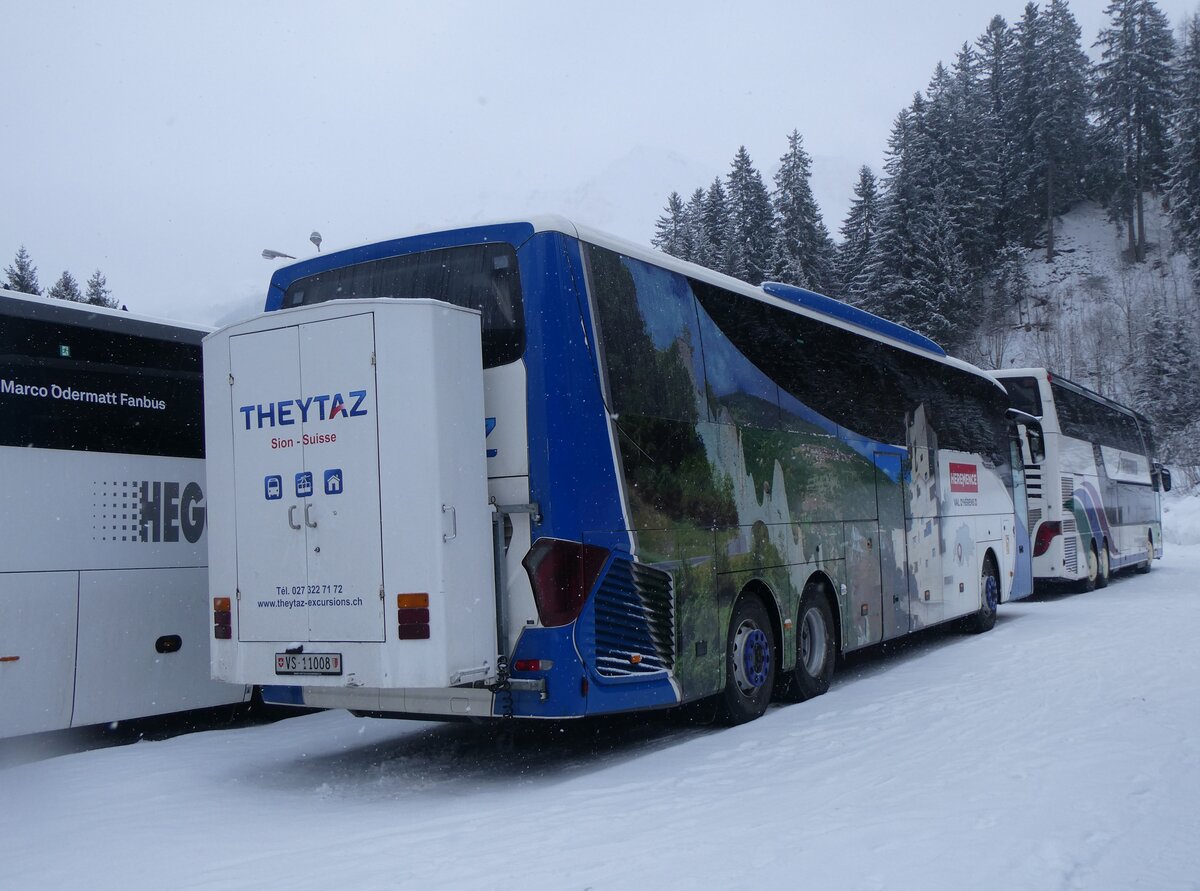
[1077, 542, 1099, 593]
[966, 556, 999, 634]
[1096, 542, 1111, 589]
[1136, 532, 1154, 574]
[716, 594, 777, 726]
[778, 585, 836, 702]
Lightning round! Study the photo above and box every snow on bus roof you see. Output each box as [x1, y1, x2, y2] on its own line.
[0, 286, 210, 339]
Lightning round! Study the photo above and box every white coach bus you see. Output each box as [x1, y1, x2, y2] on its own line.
[993, 368, 1169, 591]
[0, 289, 249, 738]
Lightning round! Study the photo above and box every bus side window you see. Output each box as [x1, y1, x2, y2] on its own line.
[586, 245, 706, 424]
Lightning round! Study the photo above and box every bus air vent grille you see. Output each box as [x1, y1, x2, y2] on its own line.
[1063, 533, 1078, 573]
[1061, 477, 1074, 505]
[589, 558, 675, 678]
[1028, 507, 1042, 528]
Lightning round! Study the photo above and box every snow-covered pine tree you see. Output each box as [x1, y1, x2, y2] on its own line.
[652, 192, 691, 260]
[1037, 0, 1094, 261]
[770, 130, 834, 293]
[724, 146, 775, 285]
[1005, 2, 1049, 247]
[835, 166, 880, 301]
[976, 15, 1018, 247]
[1134, 293, 1200, 444]
[701, 177, 730, 275]
[860, 103, 929, 321]
[3, 245, 41, 295]
[46, 270, 84, 302]
[1167, 14, 1200, 288]
[1095, 0, 1178, 262]
[939, 44, 1002, 271]
[685, 188, 708, 267]
[85, 269, 117, 308]
[912, 183, 974, 352]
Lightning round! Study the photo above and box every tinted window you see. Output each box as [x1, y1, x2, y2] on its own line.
[586, 244, 706, 423]
[691, 279, 1009, 463]
[283, 243, 524, 368]
[1052, 382, 1146, 454]
[0, 314, 203, 458]
[694, 299, 780, 429]
[1000, 376, 1042, 418]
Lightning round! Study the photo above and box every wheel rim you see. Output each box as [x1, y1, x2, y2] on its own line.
[1087, 547, 1098, 583]
[1147, 537, 1154, 564]
[981, 566, 998, 613]
[1100, 546, 1110, 579]
[799, 606, 828, 676]
[732, 622, 770, 694]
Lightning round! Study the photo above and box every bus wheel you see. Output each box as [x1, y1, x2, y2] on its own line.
[1078, 543, 1100, 593]
[966, 556, 999, 634]
[1096, 542, 1111, 588]
[779, 586, 835, 701]
[717, 595, 776, 725]
[1136, 532, 1154, 574]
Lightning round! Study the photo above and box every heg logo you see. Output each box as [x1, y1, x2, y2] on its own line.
[949, 462, 979, 493]
[140, 481, 206, 544]
[239, 389, 369, 430]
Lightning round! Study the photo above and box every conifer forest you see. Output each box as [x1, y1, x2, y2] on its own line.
[652, 0, 1200, 474]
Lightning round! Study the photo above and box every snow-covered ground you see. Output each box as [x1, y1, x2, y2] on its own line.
[3, 505, 1199, 890]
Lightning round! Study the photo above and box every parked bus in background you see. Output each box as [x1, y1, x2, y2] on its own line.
[0, 289, 249, 739]
[205, 218, 1038, 726]
[992, 368, 1169, 592]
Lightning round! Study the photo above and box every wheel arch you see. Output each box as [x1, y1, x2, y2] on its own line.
[802, 569, 842, 657]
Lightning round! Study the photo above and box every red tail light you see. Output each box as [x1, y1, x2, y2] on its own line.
[213, 596, 232, 640]
[522, 538, 610, 627]
[1033, 521, 1062, 557]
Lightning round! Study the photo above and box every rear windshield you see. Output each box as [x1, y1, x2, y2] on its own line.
[282, 243, 524, 368]
[999, 376, 1042, 418]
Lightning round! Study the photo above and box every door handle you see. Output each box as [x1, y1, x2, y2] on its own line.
[305, 503, 318, 528]
[288, 505, 301, 530]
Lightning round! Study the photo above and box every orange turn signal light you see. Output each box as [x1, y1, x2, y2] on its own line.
[397, 593, 429, 609]
[213, 596, 231, 612]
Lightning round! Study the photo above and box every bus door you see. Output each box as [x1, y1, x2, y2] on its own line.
[1009, 427, 1035, 599]
[228, 313, 386, 644]
[875, 450, 911, 640]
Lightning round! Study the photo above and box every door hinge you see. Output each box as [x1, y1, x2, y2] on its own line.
[235, 588, 242, 601]
[370, 351, 376, 366]
[228, 373, 234, 386]
[379, 585, 385, 601]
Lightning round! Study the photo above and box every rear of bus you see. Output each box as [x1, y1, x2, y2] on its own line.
[205, 220, 674, 720]
[994, 368, 1162, 588]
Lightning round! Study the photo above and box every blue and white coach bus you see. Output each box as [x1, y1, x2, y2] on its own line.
[0, 288, 249, 739]
[205, 218, 1036, 725]
[993, 368, 1168, 591]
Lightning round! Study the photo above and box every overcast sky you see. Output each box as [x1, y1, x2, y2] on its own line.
[3, 1, 1197, 326]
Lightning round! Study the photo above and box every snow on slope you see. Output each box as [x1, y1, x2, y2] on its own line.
[3, 537, 1199, 890]
[996, 199, 1193, 399]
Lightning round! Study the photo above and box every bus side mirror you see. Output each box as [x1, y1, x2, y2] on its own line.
[1023, 423, 1046, 465]
[1155, 464, 1172, 492]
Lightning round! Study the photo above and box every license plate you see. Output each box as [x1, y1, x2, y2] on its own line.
[274, 652, 342, 676]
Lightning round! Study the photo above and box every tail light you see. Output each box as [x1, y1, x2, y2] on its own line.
[213, 596, 232, 640]
[522, 538, 610, 627]
[1033, 521, 1062, 557]
[397, 593, 430, 640]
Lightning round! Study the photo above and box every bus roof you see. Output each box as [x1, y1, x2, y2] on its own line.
[0, 287, 210, 343]
[266, 216, 1005, 395]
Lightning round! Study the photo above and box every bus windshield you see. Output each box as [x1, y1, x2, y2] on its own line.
[281, 242, 524, 368]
